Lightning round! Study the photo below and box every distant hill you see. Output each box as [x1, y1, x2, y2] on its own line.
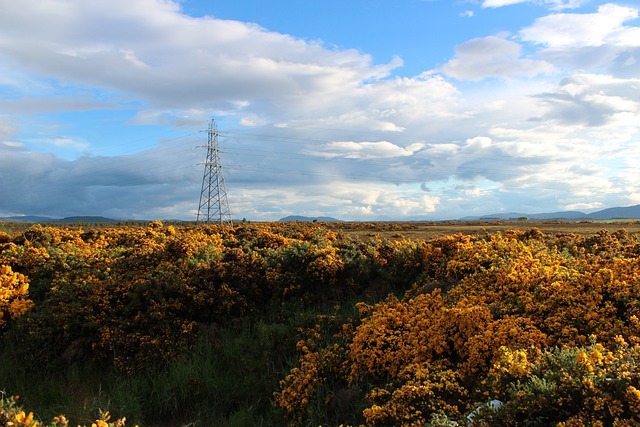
[279, 215, 341, 222]
[57, 216, 120, 223]
[461, 204, 640, 221]
[0, 215, 59, 223]
[463, 211, 589, 221]
[586, 205, 640, 220]
[533, 211, 589, 220]
[0, 215, 119, 224]
[3, 204, 639, 224]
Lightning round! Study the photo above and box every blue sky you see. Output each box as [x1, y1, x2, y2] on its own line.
[1, 0, 639, 220]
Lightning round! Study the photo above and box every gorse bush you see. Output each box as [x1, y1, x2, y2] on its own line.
[1, 223, 640, 426]
[274, 228, 640, 426]
[0, 264, 33, 331]
[481, 337, 640, 426]
[1, 222, 407, 374]
[0, 392, 135, 427]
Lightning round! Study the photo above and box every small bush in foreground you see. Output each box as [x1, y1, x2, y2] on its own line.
[0, 392, 135, 427]
[480, 337, 640, 426]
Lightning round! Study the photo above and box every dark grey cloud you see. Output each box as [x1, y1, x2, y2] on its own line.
[609, 48, 640, 79]
[534, 92, 616, 127]
[533, 74, 640, 127]
[0, 97, 115, 114]
[0, 140, 203, 219]
[538, 46, 640, 79]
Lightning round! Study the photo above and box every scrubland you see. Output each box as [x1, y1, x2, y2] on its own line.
[1, 220, 640, 426]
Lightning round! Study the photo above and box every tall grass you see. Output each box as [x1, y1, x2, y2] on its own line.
[0, 315, 303, 426]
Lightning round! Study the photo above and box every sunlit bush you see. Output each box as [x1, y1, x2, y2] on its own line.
[480, 337, 640, 426]
[0, 264, 33, 331]
[275, 229, 640, 425]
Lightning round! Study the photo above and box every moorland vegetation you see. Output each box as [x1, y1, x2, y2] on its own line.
[1, 221, 640, 426]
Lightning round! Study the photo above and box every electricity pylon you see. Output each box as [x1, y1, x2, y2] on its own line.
[197, 119, 233, 226]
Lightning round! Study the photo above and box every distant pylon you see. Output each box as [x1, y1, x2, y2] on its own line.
[197, 119, 233, 226]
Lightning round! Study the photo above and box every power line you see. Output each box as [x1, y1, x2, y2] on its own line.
[196, 119, 233, 226]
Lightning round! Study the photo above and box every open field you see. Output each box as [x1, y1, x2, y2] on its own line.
[324, 219, 640, 240]
[3, 218, 639, 239]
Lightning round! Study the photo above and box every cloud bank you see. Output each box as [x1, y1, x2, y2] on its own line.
[0, 0, 638, 220]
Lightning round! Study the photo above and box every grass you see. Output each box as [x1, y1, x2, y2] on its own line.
[0, 285, 357, 427]
[0, 297, 371, 426]
[0, 317, 299, 426]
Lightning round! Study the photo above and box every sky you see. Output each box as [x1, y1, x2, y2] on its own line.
[0, 0, 639, 221]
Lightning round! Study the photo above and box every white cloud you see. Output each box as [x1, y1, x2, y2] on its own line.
[564, 202, 604, 211]
[0, 0, 396, 113]
[520, 4, 639, 48]
[0, 117, 15, 139]
[0, 141, 23, 148]
[483, 0, 589, 9]
[312, 140, 425, 160]
[516, 4, 640, 78]
[239, 117, 258, 127]
[377, 194, 440, 217]
[482, 0, 527, 7]
[225, 181, 440, 221]
[441, 36, 555, 80]
[49, 136, 88, 150]
[373, 121, 406, 132]
[533, 73, 640, 129]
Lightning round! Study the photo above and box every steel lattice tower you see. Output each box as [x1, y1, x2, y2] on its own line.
[197, 119, 233, 226]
